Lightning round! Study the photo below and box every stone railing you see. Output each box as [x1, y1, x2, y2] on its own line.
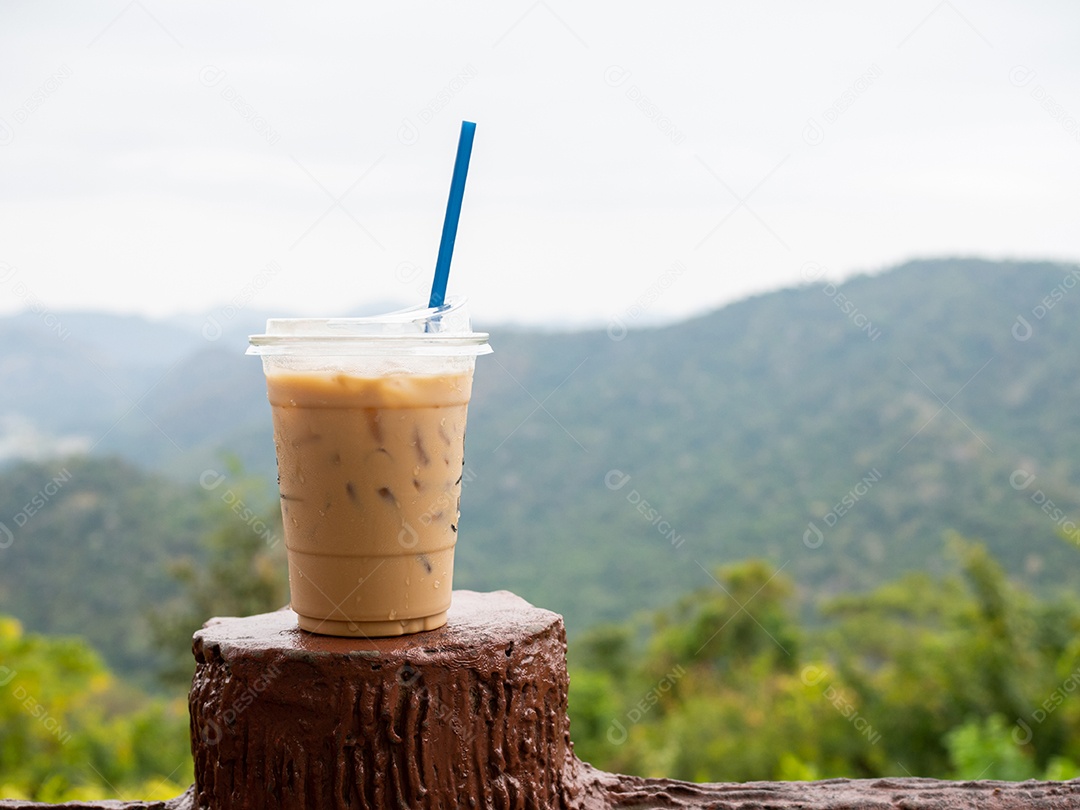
[3, 591, 1080, 809]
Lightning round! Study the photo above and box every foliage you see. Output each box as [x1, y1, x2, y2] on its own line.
[0, 456, 285, 689]
[945, 715, 1036, 781]
[0, 457, 209, 685]
[149, 457, 287, 689]
[568, 542, 1080, 782]
[0, 460, 285, 798]
[4, 540, 1080, 795]
[0, 616, 190, 802]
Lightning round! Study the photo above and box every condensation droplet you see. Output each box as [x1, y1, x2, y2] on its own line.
[388, 609, 397, 620]
[433, 580, 441, 589]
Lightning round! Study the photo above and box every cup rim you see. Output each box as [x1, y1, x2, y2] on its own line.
[246, 333, 492, 357]
[246, 296, 491, 356]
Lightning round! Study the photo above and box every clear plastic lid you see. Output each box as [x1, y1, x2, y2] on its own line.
[247, 297, 491, 357]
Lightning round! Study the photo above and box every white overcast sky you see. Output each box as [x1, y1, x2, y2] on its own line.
[1, 0, 1078, 327]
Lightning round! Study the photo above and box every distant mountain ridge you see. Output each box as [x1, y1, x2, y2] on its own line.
[2, 257, 1080, 663]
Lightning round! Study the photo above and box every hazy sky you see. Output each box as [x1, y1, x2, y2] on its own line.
[1, 0, 1078, 328]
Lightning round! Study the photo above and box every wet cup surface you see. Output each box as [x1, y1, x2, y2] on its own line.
[248, 299, 490, 637]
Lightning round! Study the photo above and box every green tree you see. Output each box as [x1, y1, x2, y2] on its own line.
[149, 460, 287, 689]
[0, 617, 190, 801]
[570, 560, 812, 780]
[567, 541, 1080, 782]
[945, 715, 1037, 781]
[820, 536, 1080, 776]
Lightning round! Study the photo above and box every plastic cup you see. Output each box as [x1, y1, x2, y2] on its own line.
[247, 298, 491, 637]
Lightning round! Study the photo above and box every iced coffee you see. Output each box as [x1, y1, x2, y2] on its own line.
[248, 299, 490, 637]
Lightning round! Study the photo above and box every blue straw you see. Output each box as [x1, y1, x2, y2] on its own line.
[429, 121, 476, 309]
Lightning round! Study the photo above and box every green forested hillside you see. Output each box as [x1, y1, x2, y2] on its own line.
[456, 258, 1080, 628]
[0, 458, 210, 682]
[2, 258, 1080, 668]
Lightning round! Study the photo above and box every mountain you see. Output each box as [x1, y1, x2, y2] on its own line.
[0, 456, 209, 682]
[2, 257, 1079, 664]
[458, 258, 1080, 622]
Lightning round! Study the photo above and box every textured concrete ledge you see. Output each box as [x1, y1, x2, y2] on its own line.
[575, 766, 1080, 808]
[5, 776, 1080, 809]
[0, 793, 193, 810]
